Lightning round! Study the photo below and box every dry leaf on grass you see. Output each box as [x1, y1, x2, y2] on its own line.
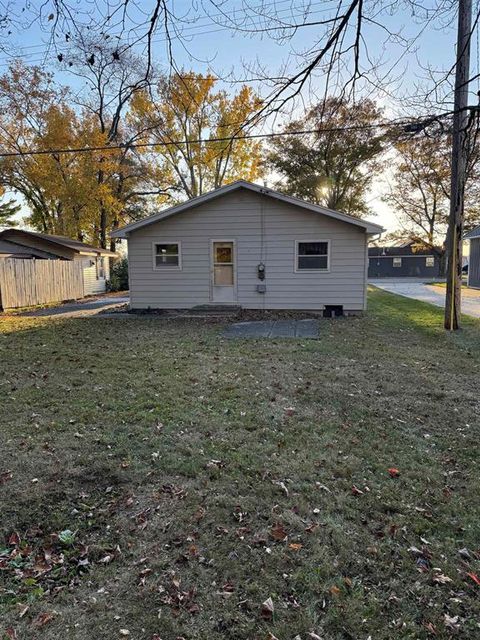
[261, 597, 274, 620]
[270, 522, 287, 541]
[351, 485, 364, 495]
[33, 611, 57, 627]
[432, 572, 453, 584]
[466, 571, 480, 586]
[444, 614, 461, 631]
[0, 470, 13, 483]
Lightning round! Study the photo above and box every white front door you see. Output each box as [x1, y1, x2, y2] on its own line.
[211, 241, 235, 303]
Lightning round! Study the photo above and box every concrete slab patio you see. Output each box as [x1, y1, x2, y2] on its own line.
[12, 295, 129, 318]
[223, 319, 319, 339]
[370, 279, 480, 319]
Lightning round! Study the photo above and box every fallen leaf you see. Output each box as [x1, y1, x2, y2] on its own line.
[433, 572, 453, 584]
[33, 611, 57, 627]
[8, 532, 20, 546]
[283, 406, 295, 416]
[16, 603, 29, 618]
[329, 585, 341, 596]
[351, 485, 364, 495]
[388, 467, 400, 478]
[444, 614, 460, 631]
[99, 554, 113, 564]
[423, 621, 437, 635]
[0, 470, 13, 483]
[270, 522, 287, 541]
[288, 543, 303, 551]
[466, 571, 480, 586]
[4, 628, 17, 639]
[274, 480, 289, 496]
[308, 633, 323, 640]
[119, 631, 130, 637]
[261, 597, 274, 620]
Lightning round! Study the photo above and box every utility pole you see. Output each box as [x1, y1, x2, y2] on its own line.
[444, 0, 472, 330]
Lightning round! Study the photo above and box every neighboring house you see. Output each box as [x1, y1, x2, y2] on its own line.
[0, 238, 54, 260]
[464, 226, 480, 288]
[368, 241, 443, 278]
[111, 180, 383, 314]
[0, 229, 116, 295]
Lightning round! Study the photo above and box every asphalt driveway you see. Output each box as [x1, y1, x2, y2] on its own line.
[370, 279, 480, 318]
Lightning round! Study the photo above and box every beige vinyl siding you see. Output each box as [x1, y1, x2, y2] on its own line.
[127, 189, 368, 310]
[78, 256, 110, 295]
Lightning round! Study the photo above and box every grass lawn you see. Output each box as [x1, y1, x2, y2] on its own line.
[1, 288, 480, 640]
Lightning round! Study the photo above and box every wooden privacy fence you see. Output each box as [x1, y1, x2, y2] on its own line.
[0, 259, 84, 309]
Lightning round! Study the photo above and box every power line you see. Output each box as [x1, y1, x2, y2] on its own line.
[0, 0, 340, 68]
[0, 112, 453, 159]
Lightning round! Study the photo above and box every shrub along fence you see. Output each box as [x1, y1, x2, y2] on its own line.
[0, 258, 84, 309]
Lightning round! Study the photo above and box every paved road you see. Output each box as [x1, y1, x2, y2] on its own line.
[15, 295, 129, 318]
[370, 279, 480, 319]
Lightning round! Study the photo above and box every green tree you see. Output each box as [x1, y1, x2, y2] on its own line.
[384, 134, 480, 259]
[0, 193, 20, 227]
[269, 97, 386, 216]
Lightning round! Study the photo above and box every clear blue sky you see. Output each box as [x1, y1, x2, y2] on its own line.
[0, 0, 473, 232]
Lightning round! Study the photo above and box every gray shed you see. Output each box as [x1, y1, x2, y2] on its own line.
[111, 180, 383, 314]
[465, 226, 480, 289]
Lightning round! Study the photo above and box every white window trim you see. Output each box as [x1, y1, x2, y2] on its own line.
[425, 256, 435, 267]
[294, 239, 330, 273]
[393, 257, 402, 267]
[152, 240, 182, 271]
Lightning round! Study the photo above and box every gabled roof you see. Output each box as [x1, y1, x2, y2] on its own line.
[111, 180, 384, 238]
[0, 229, 116, 257]
[0, 238, 55, 258]
[465, 225, 480, 240]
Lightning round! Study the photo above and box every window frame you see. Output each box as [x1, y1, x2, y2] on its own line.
[425, 256, 435, 267]
[152, 241, 182, 271]
[294, 239, 330, 273]
[392, 257, 402, 268]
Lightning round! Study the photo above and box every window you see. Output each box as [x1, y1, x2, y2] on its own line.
[393, 257, 402, 267]
[426, 256, 435, 267]
[153, 242, 181, 269]
[96, 256, 105, 279]
[213, 242, 234, 285]
[296, 241, 329, 271]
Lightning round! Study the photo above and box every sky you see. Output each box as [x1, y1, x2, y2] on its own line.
[0, 0, 474, 233]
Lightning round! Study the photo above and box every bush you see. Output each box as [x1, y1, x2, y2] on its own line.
[108, 256, 129, 292]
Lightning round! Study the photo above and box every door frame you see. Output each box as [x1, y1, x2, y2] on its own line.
[210, 239, 237, 303]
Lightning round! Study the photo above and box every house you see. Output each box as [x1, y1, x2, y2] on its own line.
[464, 226, 480, 288]
[111, 180, 383, 314]
[0, 229, 116, 295]
[368, 241, 443, 278]
[0, 238, 54, 260]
